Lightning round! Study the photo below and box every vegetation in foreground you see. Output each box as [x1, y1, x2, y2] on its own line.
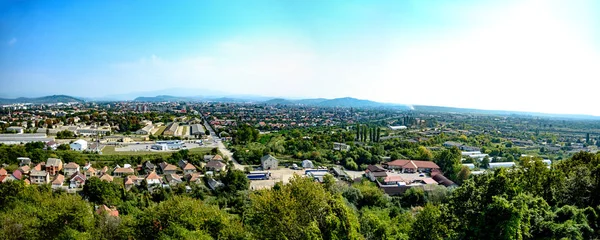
[0, 149, 599, 239]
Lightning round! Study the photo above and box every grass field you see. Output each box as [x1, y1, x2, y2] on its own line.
[102, 145, 212, 156]
[154, 126, 167, 135]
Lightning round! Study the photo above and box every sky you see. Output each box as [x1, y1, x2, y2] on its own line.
[1, 0, 600, 115]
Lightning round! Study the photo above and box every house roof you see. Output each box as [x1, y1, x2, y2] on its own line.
[163, 164, 178, 171]
[114, 168, 135, 173]
[96, 205, 119, 217]
[261, 154, 277, 162]
[100, 174, 114, 182]
[165, 174, 182, 182]
[385, 160, 440, 169]
[30, 170, 48, 177]
[183, 163, 196, 170]
[11, 170, 22, 180]
[212, 155, 223, 161]
[186, 173, 201, 182]
[0, 175, 6, 182]
[100, 166, 109, 173]
[70, 173, 86, 182]
[432, 173, 456, 187]
[144, 161, 155, 169]
[19, 165, 30, 172]
[206, 160, 225, 169]
[64, 162, 80, 169]
[384, 175, 405, 183]
[33, 163, 43, 171]
[366, 165, 385, 172]
[421, 178, 438, 185]
[52, 174, 65, 185]
[146, 171, 161, 180]
[46, 158, 62, 167]
[86, 167, 96, 173]
[0, 168, 7, 176]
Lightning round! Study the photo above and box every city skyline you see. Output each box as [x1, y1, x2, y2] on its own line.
[1, 0, 600, 115]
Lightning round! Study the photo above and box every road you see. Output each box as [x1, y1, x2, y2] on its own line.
[202, 118, 245, 170]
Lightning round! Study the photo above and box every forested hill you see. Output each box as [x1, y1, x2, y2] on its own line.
[0, 95, 83, 104]
[264, 97, 411, 109]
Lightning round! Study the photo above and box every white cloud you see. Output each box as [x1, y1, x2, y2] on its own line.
[7, 38, 17, 46]
[106, 0, 600, 115]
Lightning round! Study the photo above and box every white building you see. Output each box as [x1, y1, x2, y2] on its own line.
[6, 126, 24, 134]
[136, 124, 154, 135]
[488, 162, 516, 169]
[261, 155, 279, 170]
[70, 139, 88, 151]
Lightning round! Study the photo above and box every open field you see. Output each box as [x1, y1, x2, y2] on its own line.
[153, 126, 167, 135]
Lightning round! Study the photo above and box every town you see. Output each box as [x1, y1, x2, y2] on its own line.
[1, 97, 599, 238]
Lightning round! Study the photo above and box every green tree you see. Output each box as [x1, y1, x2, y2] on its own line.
[410, 204, 450, 240]
[434, 147, 462, 182]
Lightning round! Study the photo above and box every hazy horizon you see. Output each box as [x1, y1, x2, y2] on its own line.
[2, 0, 600, 115]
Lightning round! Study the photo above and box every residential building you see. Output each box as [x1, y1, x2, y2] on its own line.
[182, 163, 197, 175]
[143, 161, 156, 173]
[30, 170, 50, 184]
[145, 171, 162, 185]
[100, 174, 114, 182]
[18, 157, 31, 166]
[164, 174, 183, 186]
[96, 205, 119, 217]
[51, 174, 65, 189]
[161, 163, 178, 175]
[46, 158, 63, 175]
[113, 167, 135, 177]
[333, 142, 351, 151]
[63, 162, 80, 177]
[205, 160, 226, 172]
[261, 154, 279, 170]
[69, 173, 87, 188]
[365, 165, 388, 181]
[85, 167, 97, 178]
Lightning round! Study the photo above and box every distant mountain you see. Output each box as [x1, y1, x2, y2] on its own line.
[264, 98, 295, 105]
[133, 95, 201, 102]
[263, 97, 410, 109]
[414, 105, 600, 120]
[0, 95, 84, 104]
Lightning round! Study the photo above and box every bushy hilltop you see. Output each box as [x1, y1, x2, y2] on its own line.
[0, 95, 83, 104]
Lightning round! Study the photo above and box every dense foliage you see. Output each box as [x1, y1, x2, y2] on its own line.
[0, 146, 599, 239]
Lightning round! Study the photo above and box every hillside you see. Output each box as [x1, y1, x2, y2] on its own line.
[0, 95, 84, 104]
[264, 97, 409, 109]
[133, 95, 199, 102]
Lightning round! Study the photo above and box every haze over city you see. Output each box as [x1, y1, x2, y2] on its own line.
[1, 0, 600, 115]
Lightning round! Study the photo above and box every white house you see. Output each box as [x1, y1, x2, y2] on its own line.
[70, 139, 88, 151]
[261, 155, 279, 170]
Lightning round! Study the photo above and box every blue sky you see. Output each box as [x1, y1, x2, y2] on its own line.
[1, 0, 600, 114]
